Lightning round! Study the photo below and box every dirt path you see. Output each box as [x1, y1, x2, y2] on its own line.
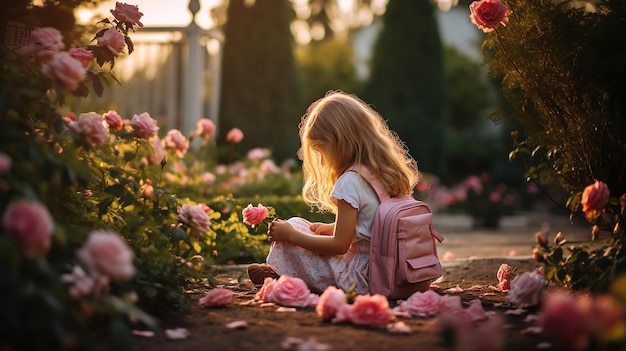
[132, 258, 549, 351]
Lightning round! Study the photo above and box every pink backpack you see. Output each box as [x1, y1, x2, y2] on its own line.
[354, 167, 444, 300]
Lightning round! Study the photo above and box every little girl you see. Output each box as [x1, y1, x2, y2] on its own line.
[247, 90, 419, 295]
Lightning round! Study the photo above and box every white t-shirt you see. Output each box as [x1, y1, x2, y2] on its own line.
[330, 171, 380, 241]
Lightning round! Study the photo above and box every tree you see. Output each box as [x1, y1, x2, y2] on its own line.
[295, 37, 362, 108]
[360, 0, 449, 179]
[218, 0, 301, 162]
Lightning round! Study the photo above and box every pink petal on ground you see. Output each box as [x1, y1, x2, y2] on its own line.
[260, 302, 277, 308]
[442, 251, 455, 260]
[504, 308, 527, 315]
[281, 336, 331, 351]
[132, 330, 155, 338]
[463, 299, 487, 322]
[165, 328, 190, 340]
[388, 321, 412, 334]
[443, 285, 464, 294]
[521, 326, 543, 335]
[467, 285, 484, 291]
[225, 320, 249, 329]
[276, 307, 297, 312]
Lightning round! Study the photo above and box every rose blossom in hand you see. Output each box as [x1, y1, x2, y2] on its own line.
[469, 0, 511, 33]
[76, 230, 135, 281]
[242, 203, 269, 227]
[2, 199, 54, 258]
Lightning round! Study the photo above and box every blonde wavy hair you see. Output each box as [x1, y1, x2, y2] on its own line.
[298, 90, 419, 213]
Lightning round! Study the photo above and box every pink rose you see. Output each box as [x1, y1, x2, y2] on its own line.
[538, 290, 589, 350]
[196, 118, 216, 139]
[247, 148, 271, 160]
[131, 112, 159, 139]
[505, 269, 546, 307]
[14, 27, 64, 62]
[461, 299, 487, 322]
[199, 287, 233, 307]
[148, 136, 167, 164]
[163, 129, 189, 157]
[242, 203, 269, 226]
[266, 275, 318, 308]
[103, 110, 123, 131]
[140, 179, 154, 198]
[226, 128, 244, 143]
[398, 290, 441, 317]
[111, 2, 144, 28]
[61, 265, 95, 298]
[581, 180, 610, 220]
[0, 152, 12, 174]
[69, 113, 109, 146]
[349, 294, 393, 327]
[97, 27, 126, 56]
[439, 294, 463, 313]
[41, 51, 86, 91]
[255, 277, 278, 301]
[2, 199, 54, 258]
[177, 204, 211, 236]
[469, 0, 511, 33]
[76, 230, 135, 281]
[316, 286, 347, 321]
[68, 47, 94, 69]
[496, 263, 512, 291]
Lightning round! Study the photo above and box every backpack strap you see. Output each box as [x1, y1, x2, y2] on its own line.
[348, 165, 390, 201]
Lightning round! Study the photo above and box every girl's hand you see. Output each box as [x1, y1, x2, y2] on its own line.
[309, 222, 335, 236]
[267, 219, 294, 243]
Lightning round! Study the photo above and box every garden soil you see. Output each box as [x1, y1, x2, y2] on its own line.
[131, 257, 551, 351]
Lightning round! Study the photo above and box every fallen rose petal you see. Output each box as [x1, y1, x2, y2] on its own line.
[524, 314, 538, 323]
[280, 336, 331, 351]
[132, 330, 155, 338]
[468, 285, 484, 291]
[463, 299, 487, 322]
[239, 299, 260, 306]
[537, 342, 553, 349]
[443, 285, 464, 293]
[388, 321, 411, 334]
[261, 302, 277, 308]
[165, 328, 189, 340]
[504, 308, 527, 315]
[276, 307, 297, 312]
[521, 326, 543, 335]
[225, 320, 249, 329]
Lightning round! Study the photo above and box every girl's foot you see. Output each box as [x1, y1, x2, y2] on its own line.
[247, 263, 280, 284]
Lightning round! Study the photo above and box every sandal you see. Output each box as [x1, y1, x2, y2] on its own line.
[247, 263, 280, 284]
